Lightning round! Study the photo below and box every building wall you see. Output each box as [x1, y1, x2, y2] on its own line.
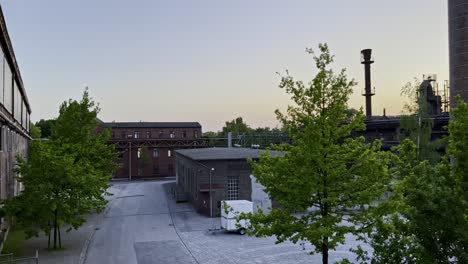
[176, 154, 253, 216]
[0, 6, 31, 200]
[115, 146, 176, 178]
[106, 126, 203, 178]
[0, 5, 32, 250]
[0, 127, 28, 199]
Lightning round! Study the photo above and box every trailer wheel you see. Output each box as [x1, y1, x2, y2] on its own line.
[238, 228, 246, 235]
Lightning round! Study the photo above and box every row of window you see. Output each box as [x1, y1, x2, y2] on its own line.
[112, 130, 199, 139]
[0, 47, 30, 132]
[136, 148, 172, 159]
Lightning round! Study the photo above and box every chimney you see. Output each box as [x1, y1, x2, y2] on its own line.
[361, 49, 375, 117]
[448, 0, 468, 104]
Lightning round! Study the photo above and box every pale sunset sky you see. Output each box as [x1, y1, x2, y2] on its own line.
[1, 0, 448, 131]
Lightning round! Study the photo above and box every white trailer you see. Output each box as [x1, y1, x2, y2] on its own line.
[220, 200, 253, 235]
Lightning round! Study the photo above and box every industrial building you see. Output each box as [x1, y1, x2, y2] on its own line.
[358, 48, 450, 149]
[175, 148, 282, 217]
[99, 121, 204, 179]
[0, 5, 32, 245]
[0, 7, 31, 199]
[364, 0, 468, 146]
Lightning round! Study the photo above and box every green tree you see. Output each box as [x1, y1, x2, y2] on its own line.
[221, 117, 251, 136]
[202, 131, 220, 138]
[344, 108, 359, 119]
[399, 78, 441, 164]
[239, 44, 392, 264]
[363, 98, 468, 263]
[35, 118, 55, 138]
[4, 89, 118, 249]
[29, 123, 42, 139]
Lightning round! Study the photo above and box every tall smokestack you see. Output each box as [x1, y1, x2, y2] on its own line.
[361, 49, 375, 117]
[449, 0, 468, 104]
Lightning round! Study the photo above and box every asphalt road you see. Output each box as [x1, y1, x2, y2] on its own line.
[84, 181, 367, 264]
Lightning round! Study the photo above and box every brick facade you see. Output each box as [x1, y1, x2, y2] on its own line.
[175, 148, 283, 217]
[99, 122, 204, 179]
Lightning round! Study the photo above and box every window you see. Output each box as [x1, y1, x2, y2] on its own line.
[194, 130, 198, 138]
[121, 131, 126, 138]
[227, 176, 239, 200]
[168, 150, 172, 157]
[134, 131, 140, 138]
[137, 148, 142, 159]
[22, 101, 26, 128]
[159, 131, 164, 138]
[182, 131, 186, 138]
[25, 113, 29, 132]
[4, 60, 12, 114]
[111, 131, 115, 138]
[0, 51, 3, 105]
[0, 126, 2, 151]
[146, 131, 151, 138]
[153, 148, 158, 158]
[170, 131, 175, 138]
[13, 82, 21, 122]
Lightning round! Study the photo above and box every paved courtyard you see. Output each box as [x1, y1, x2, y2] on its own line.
[84, 181, 367, 264]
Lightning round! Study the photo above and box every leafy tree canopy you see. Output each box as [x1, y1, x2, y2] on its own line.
[4, 89, 118, 249]
[29, 123, 42, 139]
[240, 44, 392, 264]
[221, 117, 251, 136]
[363, 97, 468, 263]
[34, 118, 55, 139]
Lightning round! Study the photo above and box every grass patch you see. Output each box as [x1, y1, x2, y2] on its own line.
[2, 227, 26, 256]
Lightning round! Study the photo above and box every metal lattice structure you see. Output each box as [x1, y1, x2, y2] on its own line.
[108, 138, 208, 149]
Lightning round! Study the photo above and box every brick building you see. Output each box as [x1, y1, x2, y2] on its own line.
[175, 148, 283, 217]
[0, 5, 32, 246]
[99, 121, 204, 179]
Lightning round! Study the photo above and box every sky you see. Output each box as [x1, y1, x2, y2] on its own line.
[1, 0, 449, 131]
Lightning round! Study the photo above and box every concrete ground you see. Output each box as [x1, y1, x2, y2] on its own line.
[84, 181, 368, 264]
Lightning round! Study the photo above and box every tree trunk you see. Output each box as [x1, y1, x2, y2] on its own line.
[47, 220, 51, 249]
[322, 239, 329, 264]
[58, 223, 62, 248]
[322, 191, 329, 264]
[53, 209, 58, 249]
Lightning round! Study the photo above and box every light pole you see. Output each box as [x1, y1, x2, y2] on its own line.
[197, 162, 215, 232]
[128, 141, 132, 180]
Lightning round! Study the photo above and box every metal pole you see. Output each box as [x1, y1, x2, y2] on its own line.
[209, 167, 215, 232]
[209, 168, 213, 218]
[196, 162, 215, 232]
[129, 142, 132, 180]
